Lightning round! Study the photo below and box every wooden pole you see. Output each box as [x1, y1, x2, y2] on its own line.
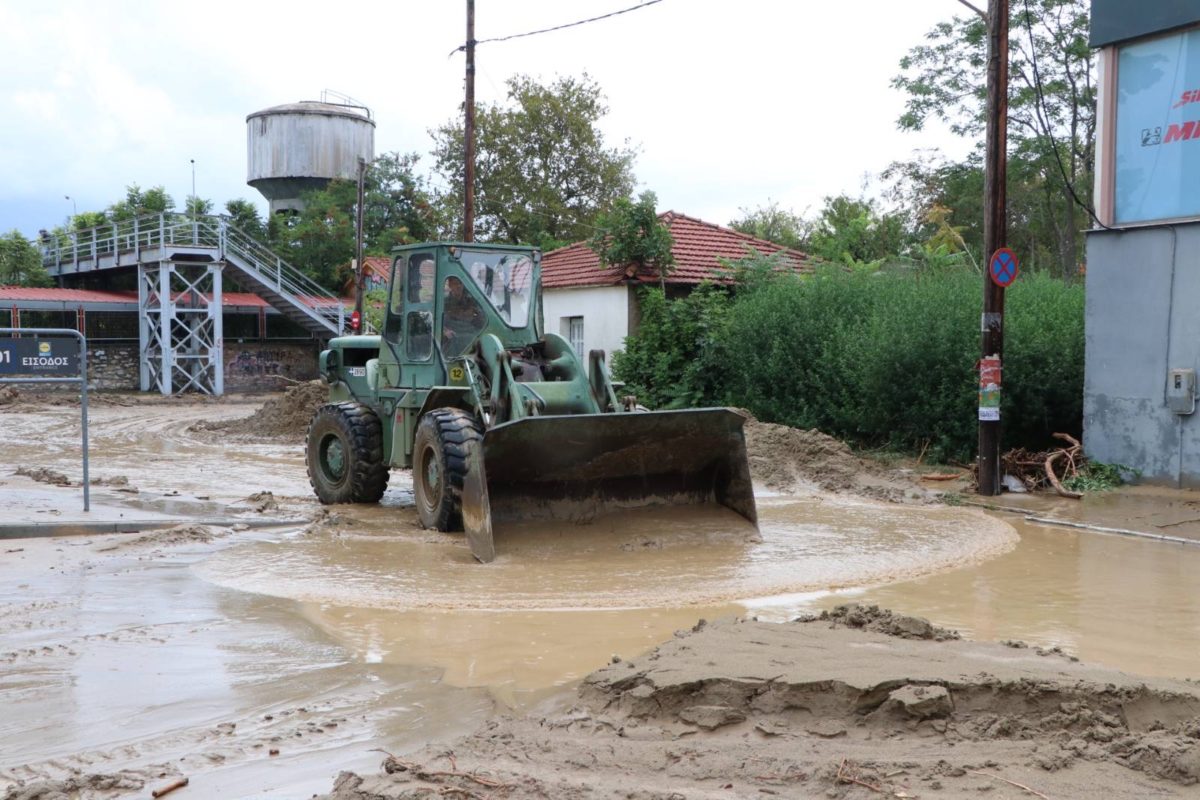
[978, 0, 1009, 496]
[354, 156, 366, 329]
[464, 0, 476, 242]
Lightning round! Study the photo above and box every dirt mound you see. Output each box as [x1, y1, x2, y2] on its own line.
[744, 420, 927, 503]
[815, 603, 961, 641]
[194, 380, 328, 440]
[322, 616, 1200, 800]
[97, 524, 227, 552]
[0, 386, 17, 407]
[14, 466, 71, 486]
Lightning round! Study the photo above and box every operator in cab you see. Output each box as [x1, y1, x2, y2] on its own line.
[441, 276, 485, 356]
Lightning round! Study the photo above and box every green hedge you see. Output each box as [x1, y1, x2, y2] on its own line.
[614, 268, 1084, 462]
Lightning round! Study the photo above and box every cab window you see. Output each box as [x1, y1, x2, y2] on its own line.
[459, 250, 533, 328]
[441, 277, 486, 357]
[406, 311, 433, 361]
[407, 253, 436, 304]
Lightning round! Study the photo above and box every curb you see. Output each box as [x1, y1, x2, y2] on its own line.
[0, 517, 308, 540]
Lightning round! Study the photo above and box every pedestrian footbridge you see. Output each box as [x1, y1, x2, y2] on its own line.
[42, 214, 345, 394]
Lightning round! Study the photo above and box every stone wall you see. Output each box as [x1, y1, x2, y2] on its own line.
[89, 343, 140, 390]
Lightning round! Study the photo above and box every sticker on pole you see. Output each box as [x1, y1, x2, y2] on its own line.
[989, 247, 1019, 288]
[978, 354, 1001, 421]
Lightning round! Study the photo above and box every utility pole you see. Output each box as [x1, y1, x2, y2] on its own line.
[354, 156, 367, 331]
[977, 0, 1009, 496]
[464, 0, 476, 242]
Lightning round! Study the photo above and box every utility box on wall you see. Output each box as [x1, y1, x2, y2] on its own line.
[1169, 368, 1196, 415]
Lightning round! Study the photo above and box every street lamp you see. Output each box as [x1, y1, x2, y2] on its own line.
[65, 194, 77, 221]
[190, 159, 196, 219]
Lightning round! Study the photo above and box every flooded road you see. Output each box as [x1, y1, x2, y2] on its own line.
[4, 400, 1200, 797]
[772, 516, 1200, 679]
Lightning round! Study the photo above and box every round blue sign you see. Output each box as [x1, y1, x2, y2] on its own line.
[988, 248, 1017, 289]
[989, 248, 1019, 288]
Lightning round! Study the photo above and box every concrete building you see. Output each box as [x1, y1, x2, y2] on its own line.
[1086, 1, 1200, 484]
[541, 212, 811, 366]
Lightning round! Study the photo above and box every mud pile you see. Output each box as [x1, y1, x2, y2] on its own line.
[14, 466, 71, 486]
[323, 610, 1200, 800]
[744, 419, 923, 502]
[194, 380, 327, 440]
[816, 602, 961, 641]
[0, 387, 17, 407]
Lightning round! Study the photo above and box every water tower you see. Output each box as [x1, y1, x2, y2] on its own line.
[246, 93, 375, 215]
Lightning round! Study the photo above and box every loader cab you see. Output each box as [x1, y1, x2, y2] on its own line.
[380, 243, 542, 387]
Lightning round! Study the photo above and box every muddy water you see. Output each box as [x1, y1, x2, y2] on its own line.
[195, 495, 1016, 704]
[753, 517, 1200, 679]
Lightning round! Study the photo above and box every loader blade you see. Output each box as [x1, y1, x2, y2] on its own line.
[460, 408, 757, 563]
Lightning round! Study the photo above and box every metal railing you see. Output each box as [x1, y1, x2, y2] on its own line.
[41, 213, 345, 334]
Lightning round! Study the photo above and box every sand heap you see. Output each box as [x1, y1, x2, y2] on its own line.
[744, 419, 923, 502]
[195, 380, 328, 440]
[322, 608, 1200, 800]
[0, 386, 17, 406]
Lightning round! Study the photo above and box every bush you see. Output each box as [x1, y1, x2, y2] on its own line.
[617, 266, 1084, 462]
[611, 285, 731, 409]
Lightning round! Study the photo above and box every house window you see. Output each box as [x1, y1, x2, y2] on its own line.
[1114, 26, 1200, 223]
[566, 316, 584, 357]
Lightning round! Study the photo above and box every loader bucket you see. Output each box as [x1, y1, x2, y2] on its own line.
[460, 408, 758, 563]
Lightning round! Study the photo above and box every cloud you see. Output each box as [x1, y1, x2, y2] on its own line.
[0, 0, 973, 237]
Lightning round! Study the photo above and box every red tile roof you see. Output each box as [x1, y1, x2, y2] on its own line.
[542, 211, 813, 289]
[0, 287, 269, 307]
[340, 256, 392, 297]
[362, 256, 391, 282]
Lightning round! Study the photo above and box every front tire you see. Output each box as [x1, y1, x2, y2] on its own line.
[306, 402, 389, 504]
[413, 408, 482, 531]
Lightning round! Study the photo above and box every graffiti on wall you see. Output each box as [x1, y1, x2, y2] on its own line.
[228, 349, 285, 377]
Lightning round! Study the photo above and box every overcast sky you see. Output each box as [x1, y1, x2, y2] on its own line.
[0, 0, 976, 239]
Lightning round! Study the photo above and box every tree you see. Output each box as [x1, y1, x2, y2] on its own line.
[806, 195, 912, 268]
[224, 199, 266, 238]
[729, 201, 809, 250]
[589, 191, 674, 290]
[0, 230, 53, 287]
[890, 0, 1093, 277]
[431, 74, 637, 248]
[107, 184, 175, 221]
[184, 195, 214, 217]
[271, 152, 441, 289]
[361, 152, 445, 249]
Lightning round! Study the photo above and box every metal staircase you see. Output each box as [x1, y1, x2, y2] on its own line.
[42, 213, 345, 336]
[42, 213, 346, 394]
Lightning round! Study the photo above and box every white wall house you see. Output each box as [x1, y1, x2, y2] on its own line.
[541, 211, 811, 373]
[542, 284, 632, 370]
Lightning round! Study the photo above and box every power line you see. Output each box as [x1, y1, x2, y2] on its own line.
[1019, 0, 1112, 231]
[449, 0, 664, 56]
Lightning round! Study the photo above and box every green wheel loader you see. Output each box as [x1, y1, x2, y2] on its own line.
[306, 242, 758, 562]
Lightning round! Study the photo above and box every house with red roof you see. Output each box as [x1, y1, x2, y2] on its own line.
[338, 256, 392, 299]
[541, 211, 811, 364]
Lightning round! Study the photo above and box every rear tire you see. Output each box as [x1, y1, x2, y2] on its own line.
[307, 402, 389, 504]
[413, 408, 483, 531]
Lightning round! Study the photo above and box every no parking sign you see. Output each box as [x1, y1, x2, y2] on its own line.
[989, 247, 1019, 288]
